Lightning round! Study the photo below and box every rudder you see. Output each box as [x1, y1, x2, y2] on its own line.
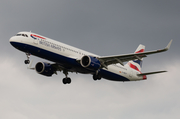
[125, 44, 145, 72]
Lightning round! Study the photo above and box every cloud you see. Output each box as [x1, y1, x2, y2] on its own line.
[0, 57, 179, 119]
[0, 0, 180, 119]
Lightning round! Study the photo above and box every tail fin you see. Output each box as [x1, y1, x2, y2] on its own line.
[125, 44, 145, 72]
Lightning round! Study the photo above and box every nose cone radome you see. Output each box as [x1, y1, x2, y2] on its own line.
[9, 36, 21, 48]
[10, 36, 16, 47]
[9, 36, 15, 42]
[9, 36, 17, 43]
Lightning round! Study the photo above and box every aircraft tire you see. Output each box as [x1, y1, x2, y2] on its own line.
[93, 74, 98, 81]
[67, 78, 71, 84]
[24, 60, 30, 64]
[97, 75, 101, 80]
[93, 74, 101, 80]
[62, 78, 71, 84]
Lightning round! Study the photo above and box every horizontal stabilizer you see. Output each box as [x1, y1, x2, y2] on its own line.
[137, 71, 167, 76]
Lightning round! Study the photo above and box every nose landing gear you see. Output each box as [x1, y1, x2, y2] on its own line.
[24, 53, 31, 64]
[25, 60, 30, 64]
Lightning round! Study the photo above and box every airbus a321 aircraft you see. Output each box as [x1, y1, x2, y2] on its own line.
[10, 32, 172, 84]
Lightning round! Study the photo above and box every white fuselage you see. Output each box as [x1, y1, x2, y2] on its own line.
[10, 32, 145, 82]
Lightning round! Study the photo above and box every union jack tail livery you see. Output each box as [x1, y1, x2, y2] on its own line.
[126, 44, 145, 72]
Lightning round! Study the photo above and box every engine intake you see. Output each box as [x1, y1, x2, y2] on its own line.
[80, 55, 101, 70]
[35, 62, 55, 77]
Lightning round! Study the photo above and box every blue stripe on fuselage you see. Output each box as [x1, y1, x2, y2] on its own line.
[10, 42, 130, 81]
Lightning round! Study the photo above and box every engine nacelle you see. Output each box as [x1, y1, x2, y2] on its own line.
[35, 62, 55, 77]
[80, 55, 101, 70]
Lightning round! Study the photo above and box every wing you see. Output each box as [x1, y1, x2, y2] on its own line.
[51, 55, 80, 73]
[97, 40, 172, 67]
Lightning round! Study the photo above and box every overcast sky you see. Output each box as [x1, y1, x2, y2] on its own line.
[0, 0, 180, 119]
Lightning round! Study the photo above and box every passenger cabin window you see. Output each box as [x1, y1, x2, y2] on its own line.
[16, 34, 28, 37]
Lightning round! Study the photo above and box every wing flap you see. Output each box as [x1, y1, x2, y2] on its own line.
[98, 54, 147, 66]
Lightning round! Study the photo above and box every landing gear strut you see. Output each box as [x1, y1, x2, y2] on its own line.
[93, 71, 101, 81]
[62, 70, 71, 84]
[24, 53, 31, 64]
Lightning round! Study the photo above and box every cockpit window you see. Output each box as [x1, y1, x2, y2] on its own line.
[16, 34, 28, 37]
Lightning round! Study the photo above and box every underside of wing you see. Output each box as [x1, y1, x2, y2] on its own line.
[98, 53, 147, 66]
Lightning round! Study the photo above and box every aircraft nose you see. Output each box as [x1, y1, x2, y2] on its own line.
[9, 36, 16, 43]
[9, 36, 21, 48]
[9, 36, 16, 46]
[10, 36, 22, 43]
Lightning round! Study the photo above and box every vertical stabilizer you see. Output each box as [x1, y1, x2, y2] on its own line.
[125, 44, 145, 72]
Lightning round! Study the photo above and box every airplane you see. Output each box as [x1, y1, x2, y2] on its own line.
[9, 31, 172, 84]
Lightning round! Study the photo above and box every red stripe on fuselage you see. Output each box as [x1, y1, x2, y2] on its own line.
[31, 34, 46, 39]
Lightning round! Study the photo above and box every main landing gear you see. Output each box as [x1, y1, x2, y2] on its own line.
[93, 71, 101, 81]
[62, 77, 71, 84]
[62, 70, 71, 84]
[24, 53, 31, 64]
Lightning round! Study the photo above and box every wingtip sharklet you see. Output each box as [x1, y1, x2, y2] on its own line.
[165, 39, 173, 50]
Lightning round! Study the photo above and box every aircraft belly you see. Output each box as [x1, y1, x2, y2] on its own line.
[100, 69, 130, 81]
[11, 42, 93, 74]
[11, 42, 132, 81]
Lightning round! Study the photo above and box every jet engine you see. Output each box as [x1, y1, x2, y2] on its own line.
[80, 55, 101, 70]
[35, 62, 55, 77]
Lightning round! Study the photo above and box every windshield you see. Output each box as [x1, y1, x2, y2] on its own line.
[16, 34, 28, 37]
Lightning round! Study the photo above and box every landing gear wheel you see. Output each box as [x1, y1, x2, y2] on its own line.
[24, 60, 30, 64]
[93, 75, 98, 81]
[97, 75, 101, 80]
[62, 77, 71, 84]
[67, 78, 71, 84]
[25, 53, 31, 64]
[93, 74, 101, 81]
[62, 78, 67, 84]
